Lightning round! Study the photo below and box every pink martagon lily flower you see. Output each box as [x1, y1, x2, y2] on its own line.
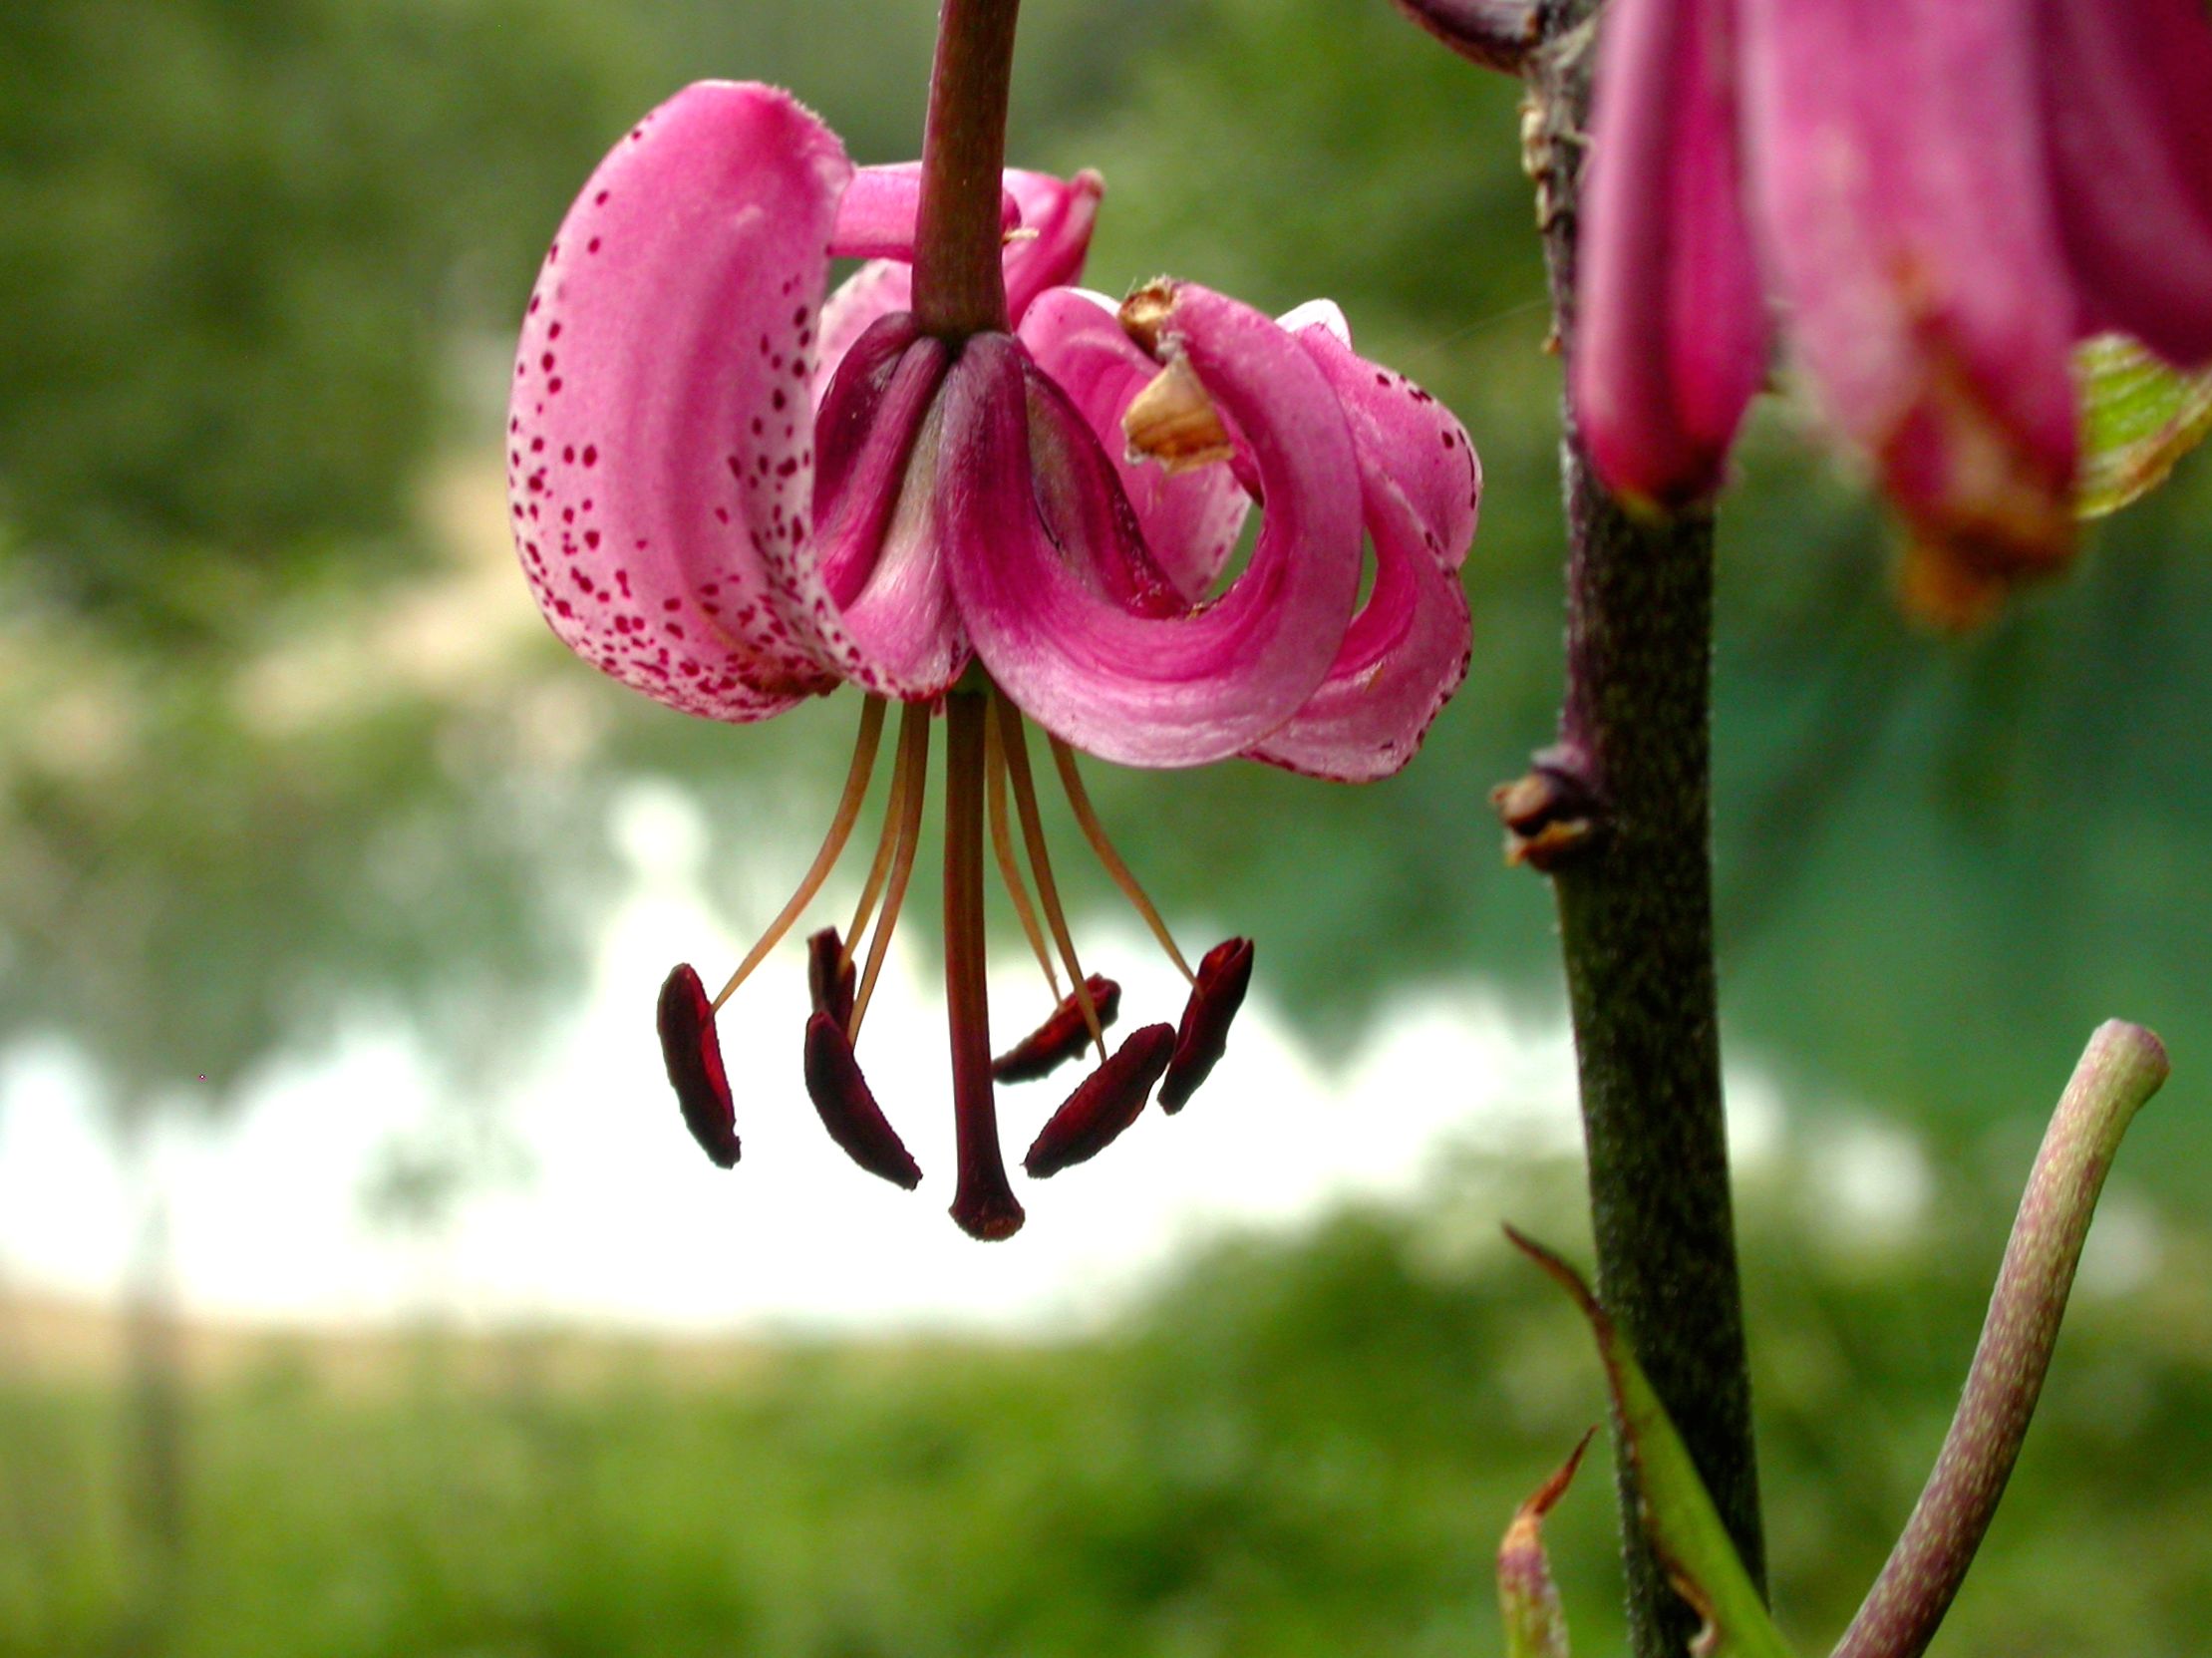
[507, 83, 1479, 1239]
[1571, 0, 2212, 625]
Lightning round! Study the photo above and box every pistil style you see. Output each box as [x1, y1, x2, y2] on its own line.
[944, 690, 1025, 1239]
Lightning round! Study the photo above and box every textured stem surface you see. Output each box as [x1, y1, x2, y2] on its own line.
[1832, 1021, 2168, 1658]
[912, 0, 1021, 336]
[1524, 5, 1765, 1650]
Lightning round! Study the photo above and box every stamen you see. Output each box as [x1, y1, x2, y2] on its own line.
[1024, 1023, 1177, 1178]
[710, 697, 888, 1013]
[986, 699, 1062, 999]
[993, 976, 1123, 1083]
[1157, 936, 1256, 1114]
[991, 690, 1106, 1059]
[944, 691, 1025, 1240]
[848, 702, 933, 1042]
[842, 702, 922, 968]
[1049, 735, 1194, 983]
[657, 964, 740, 1168]
[802, 1012, 922, 1189]
[807, 926, 855, 1031]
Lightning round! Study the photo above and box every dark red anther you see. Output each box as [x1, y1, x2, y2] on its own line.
[807, 926, 855, 1031]
[657, 963, 740, 1168]
[802, 1011, 922, 1189]
[1157, 936, 1255, 1114]
[1024, 1022, 1176, 1177]
[992, 975, 1122, 1082]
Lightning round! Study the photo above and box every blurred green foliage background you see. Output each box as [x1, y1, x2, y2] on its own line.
[0, 0, 2207, 1653]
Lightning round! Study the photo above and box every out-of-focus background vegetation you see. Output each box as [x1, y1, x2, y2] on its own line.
[1, 0, 2207, 1654]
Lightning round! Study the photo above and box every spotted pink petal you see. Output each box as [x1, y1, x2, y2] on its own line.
[941, 283, 1364, 769]
[1281, 304, 1480, 575]
[2040, 0, 2212, 369]
[508, 82, 851, 718]
[813, 168, 1106, 398]
[1739, 0, 2077, 613]
[1573, 0, 1767, 507]
[1017, 287, 1251, 602]
[1245, 315, 1477, 781]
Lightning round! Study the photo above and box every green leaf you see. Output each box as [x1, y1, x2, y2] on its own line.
[1507, 1230, 1799, 1658]
[2075, 334, 2212, 519]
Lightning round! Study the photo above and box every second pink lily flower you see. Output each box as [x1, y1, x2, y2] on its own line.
[508, 84, 1478, 1237]
[1573, 0, 2212, 623]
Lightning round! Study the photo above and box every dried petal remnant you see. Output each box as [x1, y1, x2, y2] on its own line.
[802, 1012, 923, 1189]
[994, 975, 1123, 1082]
[1025, 1023, 1177, 1176]
[1122, 356, 1235, 475]
[1158, 936, 1255, 1113]
[658, 963, 741, 1168]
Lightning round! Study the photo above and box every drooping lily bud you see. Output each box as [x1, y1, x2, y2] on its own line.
[1741, 0, 2081, 625]
[1573, 0, 1766, 509]
[2039, 0, 2212, 371]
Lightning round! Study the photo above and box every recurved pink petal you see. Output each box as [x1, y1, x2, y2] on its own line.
[508, 83, 850, 717]
[1286, 306, 1480, 570]
[829, 163, 1019, 260]
[1018, 287, 1252, 603]
[1246, 311, 1477, 780]
[1739, 0, 2078, 619]
[943, 283, 1364, 769]
[1573, 0, 1766, 508]
[1002, 169, 1105, 320]
[2040, 0, 2212, 369]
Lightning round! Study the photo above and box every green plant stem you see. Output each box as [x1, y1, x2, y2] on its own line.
[1522, 6, 1766, 1652]
[912, 0, 1020, 337]
[1832, 1021, 2168, 1658]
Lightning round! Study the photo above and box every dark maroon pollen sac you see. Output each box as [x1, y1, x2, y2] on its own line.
[806, 926, 856, 1031]
[992, 976, 1122, 1082]
[1024, 1022, 1177, 1177]
[1157, 936, 1256, 1114]
[802, 1012, 923, 1189]
[657, 963, 740, 1167]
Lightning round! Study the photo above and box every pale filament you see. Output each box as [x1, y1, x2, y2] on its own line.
[711, 696, 888, 1013]
[1049, 734, 1195, 984]
[842, 701, 923, 970]
[991, 690, 1105, 1057]
[848, 702, 934, 1041]
[986, 698, 1063, 1001]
